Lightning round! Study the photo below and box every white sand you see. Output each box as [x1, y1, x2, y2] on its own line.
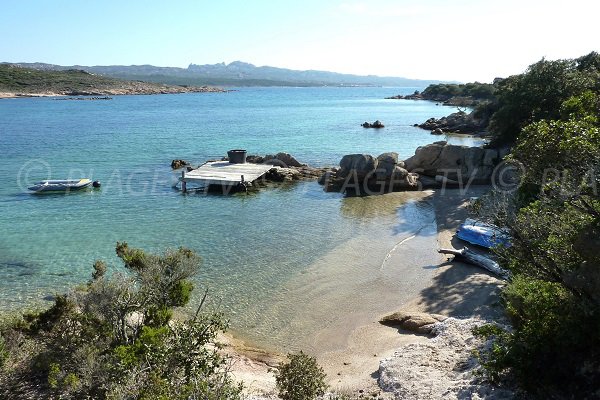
[225, 186, 506, 398]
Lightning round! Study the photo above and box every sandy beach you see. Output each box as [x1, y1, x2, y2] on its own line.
[225, 186, 505, 397]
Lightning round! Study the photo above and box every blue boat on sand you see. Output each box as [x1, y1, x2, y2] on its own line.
[456, 218, 511, 249]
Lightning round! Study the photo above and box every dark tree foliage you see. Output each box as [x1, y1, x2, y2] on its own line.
[489, 52, 600, 145]
[475, 91, 600, 398]
[421, 81, 496, 101]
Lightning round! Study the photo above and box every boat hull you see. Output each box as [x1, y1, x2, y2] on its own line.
[456, 218, 511, 249]
[28, 179, 93, 193]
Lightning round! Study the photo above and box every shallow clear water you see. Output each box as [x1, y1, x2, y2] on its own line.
[0, 87, 481, 350]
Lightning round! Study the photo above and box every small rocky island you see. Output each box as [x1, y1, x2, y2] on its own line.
[361, 120, 385, 128]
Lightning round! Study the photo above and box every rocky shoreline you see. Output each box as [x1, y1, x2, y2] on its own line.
[386, 85, 497, 135]
[378, 318, 514, 399]
[318, 141, 506, 195]
[173, 142, 506, 196]
[386, 91, 482, 107]
[0, 84, 225, 98]
[415, 110, 488, 135]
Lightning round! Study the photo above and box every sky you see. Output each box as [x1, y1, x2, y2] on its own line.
[1, 0, 599, 82]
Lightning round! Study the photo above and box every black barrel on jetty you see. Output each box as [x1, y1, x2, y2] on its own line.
[227, 149, 247, 164]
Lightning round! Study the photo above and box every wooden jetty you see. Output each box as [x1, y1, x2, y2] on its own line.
[179, 161, 274, 192]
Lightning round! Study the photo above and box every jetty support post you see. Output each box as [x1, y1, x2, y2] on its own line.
[181, 170, 187, 193]
[240, 174, 248, 193]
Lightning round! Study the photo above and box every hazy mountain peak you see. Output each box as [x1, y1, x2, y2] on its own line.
[227, 61, 255, 68]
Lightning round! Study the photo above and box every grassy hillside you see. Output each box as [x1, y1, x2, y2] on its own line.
[0, 64, 222, 96]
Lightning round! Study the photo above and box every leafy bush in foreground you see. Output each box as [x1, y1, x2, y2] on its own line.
[275, 351, 327, 400]
[0, 243, 242, 399]
[0, 334, 7, 368]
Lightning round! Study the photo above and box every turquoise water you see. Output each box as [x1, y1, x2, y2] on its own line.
[0, 87, 480, 349]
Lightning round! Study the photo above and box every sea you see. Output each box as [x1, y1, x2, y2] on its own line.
[0, 87, 482, 351]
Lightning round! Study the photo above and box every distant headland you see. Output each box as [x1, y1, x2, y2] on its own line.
[1, 60, 449, 88]
[0, 64, 224, 98]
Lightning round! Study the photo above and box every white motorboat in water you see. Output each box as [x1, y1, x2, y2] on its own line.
[28, 179, 96, 193]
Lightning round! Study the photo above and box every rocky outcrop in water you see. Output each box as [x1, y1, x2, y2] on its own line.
[316, 142, 503, 195]
[418, 110, 487, 134]
[263, 165, 324, 182]
[404, 141, 500, 184]
[237, 153, 304, 168]
[362, 120, 385, 128]
[223, 153, 326, 184]
[319, 152, 419, 194]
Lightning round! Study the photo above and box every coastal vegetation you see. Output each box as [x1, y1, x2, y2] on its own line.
[0, 243, 242, 399]
[472, 54, 600, 398]
[487, 52, 600, 145]
[0, 64, 222, 96]
[275, 352, 327, 400]
[387, 81, 495, 107]
[420, 82, 496, 102]
[406, 52, 600, 141]
[1, 52, 599, 399]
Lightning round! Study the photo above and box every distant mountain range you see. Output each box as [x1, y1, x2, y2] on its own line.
[2, 61, 447, 87]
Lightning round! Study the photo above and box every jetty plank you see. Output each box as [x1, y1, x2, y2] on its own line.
[181, 161, 273, 186]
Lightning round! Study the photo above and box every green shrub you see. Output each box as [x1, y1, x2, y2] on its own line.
[0, 334, 8, 368]
[475, 275, 600, 395]
[475, 90, 600, 396]
[276, 351, 327, 400]
[0, 243, 242, 400]
[48, 362, 60, 389]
